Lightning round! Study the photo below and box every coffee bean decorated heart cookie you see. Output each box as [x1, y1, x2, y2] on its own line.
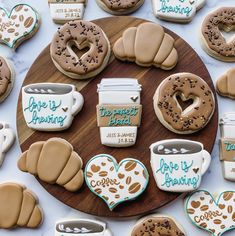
[85, 154, 149, 210]
[0, 4, 40, 49]
[186, 190, 235, 236]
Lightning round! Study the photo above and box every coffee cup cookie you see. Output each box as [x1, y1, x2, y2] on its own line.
[50, 20, 111, 80]
[201, 7, 235, 62]
[153, 73, 215, 134]
[0, 56, 14, 103]
[96, 0, 144, 15]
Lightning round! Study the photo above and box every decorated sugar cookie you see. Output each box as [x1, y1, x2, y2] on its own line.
[152, 0, 206, 23]
[0, 4, 40, 49]
[113, 22, 178, 70]
[0, 182, 43, 229]
[55, 219, 112, 236]
[97, 79, 142, 147]
[130, 214, 186, 236]
[0, 121, 15, 166]
[186, 190, 235, 236]
[150, 139, 211, 192]
[48, 0, 87, 24]
[220, 113, 235, 182]
[22, 83, 84, 131]
[0, 56, 14, 103]
[18, 138, 84, 192]
[85, 154, 149, 211]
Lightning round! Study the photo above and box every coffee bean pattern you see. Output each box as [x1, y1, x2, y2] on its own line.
[0, 5, 38, 48]
[186, 190, 235, 236]
[85, 154, 149, 210]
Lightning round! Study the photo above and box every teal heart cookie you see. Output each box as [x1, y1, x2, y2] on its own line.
[85, 154, 149, 210]
[0, 4, 40, 49]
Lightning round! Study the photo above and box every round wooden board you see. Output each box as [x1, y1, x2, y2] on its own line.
[17, 16, 218, 217]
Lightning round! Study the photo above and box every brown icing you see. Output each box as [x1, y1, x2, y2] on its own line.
[156, 73, 215, 132]
[202, 7, 235, 58]
[0, 56, 11, 96]
[50, 20, 109, 76]
[101, 0, 141, 10]
[131, 217, 185, 236]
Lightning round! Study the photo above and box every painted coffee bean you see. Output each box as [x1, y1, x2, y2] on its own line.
[19, 15, 24, 22]
[187, 208, 195, 214]
[200, 222, 207, 228]
[213, 219, 222, 224]
[94, 188, 102, 194]
[200, 205, 209, 211]
[223, 192, 233, 201]
[7, 28, 15, 33]
[125, 161, 137, 171]
[91, 164, 100, 173]
[15, 5, 23, 12]
[86, 171, 93, 178]
[219, 204, 225, 209]
[109, 187, 117, 193]
[118, 173, 125, 179]
[191, 201, 201, 208]
[128, 182, 141, 194]
[227, 205, 233, 214]
[221, 225, 226, 229]
[24, 17, 34, 28]
[232, 212, 235, 221]
[115, 194, 120, 199]
[99, 171, 108, 177]
[126, 176, 132, 185]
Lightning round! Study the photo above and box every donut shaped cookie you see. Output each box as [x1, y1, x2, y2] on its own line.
[153, 73, 215, 134]
[201, 7, 235, 62]
[96, 0, 144, 15]
[50, 20, 111, 80]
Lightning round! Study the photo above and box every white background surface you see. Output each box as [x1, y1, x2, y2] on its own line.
[0, 0, 234, 235]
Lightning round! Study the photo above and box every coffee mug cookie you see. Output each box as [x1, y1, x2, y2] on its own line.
[0, 4, 40, 49]
[85, 154, 149, 210]
[130, 214, 186, 236]
[0, 182, 43, 229]
[18, 138, 84, 192]
[50, 20, 111, 80]
[0, 56, 14, 103]
[152, 0, 206, 23]
[186, 190, 235, 236]
[48, 0, 87, 24]
[153, 73, 215, 134]
[96, 0, 144, 15]
[55, 219, 112, 236]
[201, 7, 235, 62]
[22, 83, 84, 131]
[216, 68, 235, 99]
[113, 22, 178, 70]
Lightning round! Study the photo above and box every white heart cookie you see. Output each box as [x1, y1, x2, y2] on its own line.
[186, 190, 235, 236]
[85, 154, 149, 210]
[152, 0, 206, 23]
[0, 4, 40, 49]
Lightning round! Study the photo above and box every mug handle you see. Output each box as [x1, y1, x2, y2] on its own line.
[201, 150, 211, 176]
[71, 91, 84, 116]
[104, 229, 112, 236]
[2, 128, 15, 153]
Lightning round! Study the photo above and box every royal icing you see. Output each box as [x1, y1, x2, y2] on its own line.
[0, 122, 15, 167]
[152, 0, 206, 22]
[55, 219, 112, 236]
[22, 83, 84, 131]
[150, 139, 211, 192]
[97, 79, 142, 147]
[219, 113, 235, 181]
[85, 154, 149, 211]
[0, 4, 40, 49]
[186, 190, 235, 236]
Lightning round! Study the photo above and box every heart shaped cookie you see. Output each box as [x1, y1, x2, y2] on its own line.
[0, 4, 40, 49]
[85, 154, 149, 210]
[186, 190, 235, 236]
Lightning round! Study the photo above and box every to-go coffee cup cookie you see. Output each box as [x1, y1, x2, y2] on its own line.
[22, 83, 84, 131]
[97, 78, 142, 147]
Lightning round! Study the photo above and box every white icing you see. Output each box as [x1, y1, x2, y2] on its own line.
[0, 121, 15, 166]
[26, 88, 56, 94]
[152, 0, 206, 23]
[58, 224, 92, 233]
[157, 145, 190, 154]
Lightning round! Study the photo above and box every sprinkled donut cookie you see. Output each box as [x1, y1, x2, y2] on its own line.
[96, 0, 144, 15]
[50, 20, 111, 80]
[153, 73, 215, 134]
[130, 214, 186, 236]
[201, 7, 235, 62]
[0, 56, 14, 103]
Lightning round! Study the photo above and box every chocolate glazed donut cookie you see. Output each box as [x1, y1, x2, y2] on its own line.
[50, 20, 111, 80]
[96, 0, 144, 15]
[130, 214, 186, 236]
[153, 73, 215, 134]
[201, 7, 235, 62]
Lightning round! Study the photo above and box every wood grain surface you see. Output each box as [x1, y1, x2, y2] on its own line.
[17, 16, 218, 217]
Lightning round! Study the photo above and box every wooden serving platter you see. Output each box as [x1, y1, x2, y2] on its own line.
[17, 16, 218, 217]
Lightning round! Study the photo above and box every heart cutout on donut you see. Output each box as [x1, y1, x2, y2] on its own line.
[176, 95, 194, 112]
[85, 154, 149, 211]
[186, 190, 235, 236]
[219, 27, 235, 44]
[67, 40, 90, 60]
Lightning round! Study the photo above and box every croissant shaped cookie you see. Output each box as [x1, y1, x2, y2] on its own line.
[113, 22, 178, 70]
[216, 68, 235, 99]
[0, 183, 43, 229]
[18, 138, 84, 192]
